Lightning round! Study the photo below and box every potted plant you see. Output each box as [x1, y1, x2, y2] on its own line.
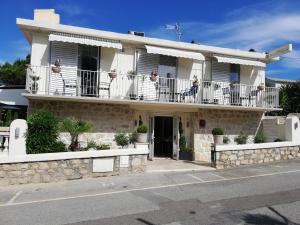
[108, 69, 117, 79]
[29, 75, 40, 94]
[114, 132, 129, 148]
[179, 136, 193, 160]
[212, 128, 224, 145]
[257, 83, 265, 91]
[136, 124, 148, 143]
[150, 70, 158, 82]
[51, 59, 61, 73]
[234, 132, 248, 145]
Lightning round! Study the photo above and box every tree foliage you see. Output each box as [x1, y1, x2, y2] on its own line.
[0, 54, 30, 85]
[60, 117, 93, 151]
[26, 110, 66, 154]
[279, 81, 300, 115]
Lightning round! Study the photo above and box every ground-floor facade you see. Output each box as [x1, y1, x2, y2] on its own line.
[28, 99, 264, 162]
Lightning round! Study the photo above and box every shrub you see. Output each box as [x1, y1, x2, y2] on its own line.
[114, 133, 129, 148]
[86, 140, 97, 150]
[129, 131, 138, 144]
[234, 133, 248, 145]
[212, 128, 224, 135]
[223, 136, 229, 144]
[60, 117, 93, 151]
[26, 110, 66, 154]
[255, 131, 267, 143]
[179, 135, 187, 152]
[136, 124, 148, 133]
[96, 144, 110, 150]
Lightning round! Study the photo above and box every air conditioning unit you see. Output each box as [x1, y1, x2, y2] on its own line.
[128, 31, 145, 37]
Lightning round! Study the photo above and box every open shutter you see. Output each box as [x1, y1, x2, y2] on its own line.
[50, 42, 78, 95]
[212, 59, 230, 83]
[136, 49, 159, 75]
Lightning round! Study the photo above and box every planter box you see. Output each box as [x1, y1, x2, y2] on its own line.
[179, 151, 193, 161]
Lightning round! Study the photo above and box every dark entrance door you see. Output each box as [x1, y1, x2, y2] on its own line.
[154, 116, 173, 157]
[78, 45, 99, 96]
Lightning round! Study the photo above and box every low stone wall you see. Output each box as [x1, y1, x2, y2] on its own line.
[212, 142, 300, 169]
[0, 149, 148, 186]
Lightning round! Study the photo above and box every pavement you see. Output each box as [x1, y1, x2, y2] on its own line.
[0, 159, 299, 225]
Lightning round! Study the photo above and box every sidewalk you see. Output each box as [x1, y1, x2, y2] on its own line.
[0, 159, 299, 207]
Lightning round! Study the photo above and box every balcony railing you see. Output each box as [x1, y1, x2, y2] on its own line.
[26, 65, 280, 109]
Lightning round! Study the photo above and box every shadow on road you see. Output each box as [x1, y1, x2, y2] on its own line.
[242, 206, 299, 225]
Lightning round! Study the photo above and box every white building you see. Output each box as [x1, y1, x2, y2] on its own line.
[17, 9, 292, 162]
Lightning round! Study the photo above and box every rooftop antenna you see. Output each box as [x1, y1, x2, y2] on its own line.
[165, 23, 182, 41]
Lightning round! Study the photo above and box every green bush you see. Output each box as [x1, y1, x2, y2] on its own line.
[255, 131, 267, 143]
[136, 124, 148, 133]
[60, 117, 93, 151]
[129, 131, 138, 144]
[223, 136, 229, 144]
[96, 144, 110, 150]
[26, 110, 66, 154]
[179, 135, 187, 152]
[114, 133, 129, 148]
[234, 133, 248, 145]
[86, 140, 97, 149]
[212, 128, 224, 135]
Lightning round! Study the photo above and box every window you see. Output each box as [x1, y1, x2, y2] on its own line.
[230, 64, 240, 83]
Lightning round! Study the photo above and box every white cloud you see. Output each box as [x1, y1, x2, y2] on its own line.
[55, 3, 94, 17]
[148, 2, 300, 52]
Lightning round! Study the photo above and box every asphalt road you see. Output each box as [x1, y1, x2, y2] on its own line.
[0, 160, 300, 225]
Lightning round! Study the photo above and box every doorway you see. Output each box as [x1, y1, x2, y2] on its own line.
[154, 116, 173, 158]
[78, 45, 100, 96]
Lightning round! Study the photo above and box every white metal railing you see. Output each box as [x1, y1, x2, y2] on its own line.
[25, 65, 280, 109]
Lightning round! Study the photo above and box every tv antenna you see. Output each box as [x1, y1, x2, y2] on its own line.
[165, 23, 182, 41]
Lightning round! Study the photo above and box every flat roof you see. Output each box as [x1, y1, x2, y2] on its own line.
[17, 18, 268, 60]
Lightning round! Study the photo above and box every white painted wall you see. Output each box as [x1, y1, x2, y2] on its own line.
[240, 65, 265, 86]
[0, 89, 28, 106]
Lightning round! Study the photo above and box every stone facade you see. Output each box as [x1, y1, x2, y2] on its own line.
[213, 145, 300, 169]
[28, 100, 136, 148]
[193, 109, 263, 162]
[0, 154, 147, 186]
[28, 99, 264, 162]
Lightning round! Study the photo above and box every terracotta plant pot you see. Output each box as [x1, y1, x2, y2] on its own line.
[213, 135, 224, 145]
[51, 66, 61, 73]
[137, 133, 147, 143]
[150, 75, 158, 82]
[257, 85, 264, 91]
[108, 72, 117, 79]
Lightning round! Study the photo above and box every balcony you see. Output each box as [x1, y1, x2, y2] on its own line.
[25, 65, 280, 110]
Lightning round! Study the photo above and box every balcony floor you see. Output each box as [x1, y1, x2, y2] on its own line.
[23, 93, 281, 112]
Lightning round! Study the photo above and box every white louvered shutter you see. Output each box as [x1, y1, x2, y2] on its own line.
[212, 60, 230, 83]
[50, 42, 78, 95]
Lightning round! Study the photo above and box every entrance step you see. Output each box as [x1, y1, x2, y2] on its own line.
[147, 158, 215, 173]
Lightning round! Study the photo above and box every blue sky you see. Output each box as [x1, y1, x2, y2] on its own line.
[1, 0, 300, 79]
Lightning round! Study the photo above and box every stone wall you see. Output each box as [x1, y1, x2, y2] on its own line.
[193, 109, 263, 162]
[28, 100, 136, 148]
[0, 154, 147, 186]
[213, 144, 300, 169]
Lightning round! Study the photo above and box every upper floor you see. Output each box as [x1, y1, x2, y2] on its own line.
[18, 9, 293, 111]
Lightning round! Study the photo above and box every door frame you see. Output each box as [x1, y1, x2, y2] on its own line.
[148, 112, 180, 160]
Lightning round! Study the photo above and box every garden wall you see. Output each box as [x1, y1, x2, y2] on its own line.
[212, 142, 300, 169]
[0, 149, 148, 186]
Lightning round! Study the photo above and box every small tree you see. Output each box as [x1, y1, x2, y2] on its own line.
[60, 117, 93, 151]
[114, 132, 129, 148]
[254, 131, 267, 143]
[279, 81, 300, 115]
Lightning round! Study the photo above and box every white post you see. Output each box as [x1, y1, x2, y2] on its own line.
[9, 119, 28, 156]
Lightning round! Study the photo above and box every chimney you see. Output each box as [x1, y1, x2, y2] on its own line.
[34, 9, 60, 24]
